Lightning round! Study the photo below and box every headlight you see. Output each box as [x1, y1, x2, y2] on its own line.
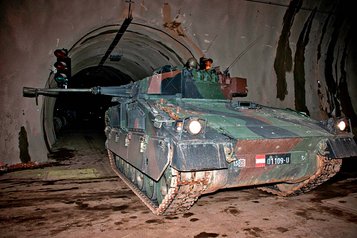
[187, 119, 202, 135]
[322, 117, 351, 134]
[336, 120, 347, 131]
[174, 117, 206, 135]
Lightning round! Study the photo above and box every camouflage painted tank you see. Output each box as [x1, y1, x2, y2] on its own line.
[23, 61, 357, 215]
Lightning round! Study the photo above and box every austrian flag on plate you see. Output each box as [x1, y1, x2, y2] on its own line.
[255, 154, 266, 167]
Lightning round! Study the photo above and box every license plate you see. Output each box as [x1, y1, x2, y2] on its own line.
[266, 153, 291, 165]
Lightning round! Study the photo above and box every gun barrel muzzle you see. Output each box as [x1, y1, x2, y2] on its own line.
[23, 87, 38, 98]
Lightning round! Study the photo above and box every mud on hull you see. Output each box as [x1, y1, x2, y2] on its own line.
[107, 147, 342, 215]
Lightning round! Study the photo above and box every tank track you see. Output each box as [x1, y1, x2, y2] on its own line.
[107, 150, 211, 215]
[258, 155, 342, 196]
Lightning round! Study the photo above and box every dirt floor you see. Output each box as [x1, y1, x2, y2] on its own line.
[1, 129, 357, 238]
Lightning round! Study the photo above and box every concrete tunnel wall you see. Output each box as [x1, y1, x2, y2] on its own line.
[0, 0, 356, 165]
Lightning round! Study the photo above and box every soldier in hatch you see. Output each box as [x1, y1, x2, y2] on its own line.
[199, 57, 213, 70]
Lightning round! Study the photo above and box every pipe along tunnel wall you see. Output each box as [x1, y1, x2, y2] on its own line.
[0, 0, 356, 165]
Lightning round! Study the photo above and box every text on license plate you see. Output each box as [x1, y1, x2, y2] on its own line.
[265, 153, 291, 165]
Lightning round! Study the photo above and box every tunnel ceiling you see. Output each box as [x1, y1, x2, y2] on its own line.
[68, 22, 199, 84]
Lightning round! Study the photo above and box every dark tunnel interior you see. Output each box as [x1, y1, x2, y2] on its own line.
[53, 66, 133, 134]
[48, 21, 189, 141]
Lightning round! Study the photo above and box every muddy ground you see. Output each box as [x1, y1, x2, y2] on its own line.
[1, 129, 357, 238]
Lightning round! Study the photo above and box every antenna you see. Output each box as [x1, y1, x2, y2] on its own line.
[205, 34, 218, 54]
[223, 35, 262, 75]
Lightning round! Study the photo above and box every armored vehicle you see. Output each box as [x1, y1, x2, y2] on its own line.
[23, 60, 357, 215]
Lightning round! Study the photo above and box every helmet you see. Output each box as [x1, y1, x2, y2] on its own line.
[186, 57, 198, 69]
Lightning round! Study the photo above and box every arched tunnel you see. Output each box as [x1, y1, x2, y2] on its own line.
[45, 22, 198, 147]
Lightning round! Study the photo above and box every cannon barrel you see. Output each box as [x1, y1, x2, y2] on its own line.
[23, 87, 93, 97]
[23, 83, 137, 99]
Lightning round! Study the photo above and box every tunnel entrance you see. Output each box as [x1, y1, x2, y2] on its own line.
[43, 22, 202, 155]
[53, 66, 132, 134]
